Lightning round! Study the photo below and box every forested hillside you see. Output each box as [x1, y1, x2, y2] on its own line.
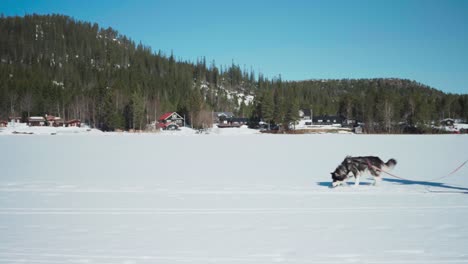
[1, 14, 466, 132]
[0, 14, 256, 130]
[252, 78, 467, 132]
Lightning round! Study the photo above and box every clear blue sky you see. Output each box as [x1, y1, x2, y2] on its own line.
[1, 0, 467, 94]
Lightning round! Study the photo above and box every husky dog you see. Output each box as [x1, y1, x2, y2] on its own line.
[331, 156, 397, 187]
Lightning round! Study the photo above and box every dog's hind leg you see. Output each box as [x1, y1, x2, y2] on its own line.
[372, 170, 383, 186]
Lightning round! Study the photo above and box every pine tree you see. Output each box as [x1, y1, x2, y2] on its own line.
[285, 99, 300, 130]
[260, 90, 274, 128]
[131, 88, 145, 130]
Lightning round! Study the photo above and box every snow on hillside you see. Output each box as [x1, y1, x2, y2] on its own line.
[1, 133, 468, 263]
[198, 80, 255, 107]
[224, 89, 254, 106]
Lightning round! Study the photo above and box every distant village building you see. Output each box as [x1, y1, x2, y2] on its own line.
[67, 119, 81, 127]
[227, 117, 249, 125]
[298, 109, 312, 120]
[298, 109, 313, 125]
[8, 116, 21, 123]
[45, 115, 64, 127]
[353, 126, 363, 134]
[28, 116, 46, 126]
[344, 118, 357, 126]
[440, 118, 455, 127]
[217, 117, 249, 128]
[213, 112, 248, 128]
[213, 112, 234, 123]
[157, 112, 184, 129]
[312, 115, 345, 125]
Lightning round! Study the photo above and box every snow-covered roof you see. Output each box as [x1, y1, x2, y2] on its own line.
[214, 112, 234, 118]
[28, 116, 45, 121]
[45, 115, 63, 121]
[158, 112, 183, 121]
[67, 119, 81, 124]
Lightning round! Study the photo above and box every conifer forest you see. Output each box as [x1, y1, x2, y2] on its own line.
[1, 14, 467, 132]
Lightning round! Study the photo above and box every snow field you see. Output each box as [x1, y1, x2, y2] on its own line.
[1, 134, 468, 263]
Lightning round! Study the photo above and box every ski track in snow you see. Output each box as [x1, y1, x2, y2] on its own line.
[1, 205, 468, 215]
[1, 134, 468, 263]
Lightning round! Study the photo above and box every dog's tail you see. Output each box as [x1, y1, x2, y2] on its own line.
[385, 158, 397, 170]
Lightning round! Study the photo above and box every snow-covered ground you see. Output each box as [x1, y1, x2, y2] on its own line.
[440, 123, 468, 133]
[1, 133, 468, 263]
[294, 119, 353, 133]
[0, 123, 102, 135]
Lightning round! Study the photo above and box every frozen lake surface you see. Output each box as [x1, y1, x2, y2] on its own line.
[1, 133, 468, 263]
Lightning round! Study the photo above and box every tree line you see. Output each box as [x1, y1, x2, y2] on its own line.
[251, 78, 467, 132]
[0, 14, 466, 132]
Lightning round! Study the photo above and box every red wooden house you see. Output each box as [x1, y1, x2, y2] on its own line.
[157, 112, 184, 130]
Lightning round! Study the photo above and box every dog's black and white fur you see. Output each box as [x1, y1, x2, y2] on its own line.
[331, 156, 397, 187]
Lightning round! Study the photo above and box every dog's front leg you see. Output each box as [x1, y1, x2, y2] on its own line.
[332, 181, 345, 188]
[351, 169, 360, 186]
[354, 175, 360, 186]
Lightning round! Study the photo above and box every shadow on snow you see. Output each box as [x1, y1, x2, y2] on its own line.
[316, 178, 468, 193]
[383, 178, 468, 193]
